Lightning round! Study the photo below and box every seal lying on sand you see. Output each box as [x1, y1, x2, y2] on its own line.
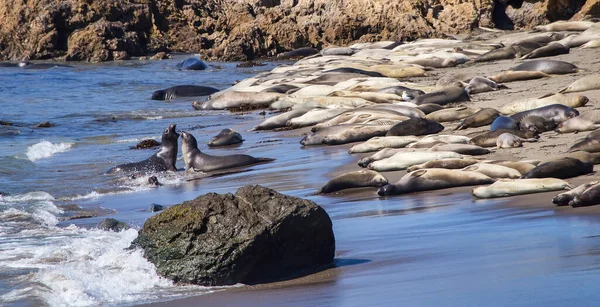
[106, 124, 179, 174]
[151, 85, 220, 100]
[472, 178, 573, 198]
[181, 131, 274, 172]
[377, 168, 495, 196]
[553, 181, 600, 206]
[316, 170, 388, 194]
[521, 157, 594, 179]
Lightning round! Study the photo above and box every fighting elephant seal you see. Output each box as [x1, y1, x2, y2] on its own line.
[177, 57, 208, 70]
[510, 59, 578, 75]
[208, 129, 244, 147]
[472, 178, 572, 198]
[106, 124, 179, 174]
[412, 86, 470, 106]
[181, 131, 274, 172]
[386, 118, 444, 136]
[151, 85, 220, 100]
[521, 157, 594, 179]
[553, 181, 600, 206]
[559, 75, 600, 93]
[316, 170, 388, 194]
[377, 168, 495, 196]
[455, 108, 500, 130]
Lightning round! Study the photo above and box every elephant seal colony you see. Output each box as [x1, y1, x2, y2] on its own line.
[109, 21, 600, 210]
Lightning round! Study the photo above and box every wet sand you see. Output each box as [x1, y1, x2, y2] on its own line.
[138, 40, 600, 306]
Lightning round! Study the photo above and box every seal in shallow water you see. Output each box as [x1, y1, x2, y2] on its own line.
[316, 170, 388, 194]
[181, 131, 274, 172]
[151, 85, 220, 100]
[177, 57, 208, 70]
[208, 129, 244, 147]
[106, 124, 179, 174]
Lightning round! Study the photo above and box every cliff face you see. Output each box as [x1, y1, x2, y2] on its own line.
[0, 0, 595, 62]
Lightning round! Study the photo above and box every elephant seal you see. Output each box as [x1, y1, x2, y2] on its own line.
[500, 93, 588, 115]
[407, 135, 470, 149]
[580, 40, 600, 48]
[490, 116, 519, 131]
[488, 161, 537, 175]
[463, 164, 522, 179]
[261, 84, 299, 94]
[151, 85, 220, 100]
[521, 157, 594, 179]
[455, 108, 500, 130]
[509, 104, 579, 123]
[376, 86, 426, 100]
[194, 91, 283, 110]
[510, 59, 578, 75]
[496, 133, 538, 148]
[348, 136, 419, 153]
[465, 77, 507, 94]
[252, 108, 313, 131]
[358, 148, 403, 168]
[519, 115, 558, 133]
[555, 117, 600, 133]
[316, 170, 388, 194]
[106, 124, 179, 174]
[436, 75, 466, 88]
[428, 143, 490, 155]
[559, 75, 600, 93]
[569, 130, 600, 153]
[474, 47, 517, 62]
[570, 184, 600, 207]
[544, 151, 600, 165]
[470, 129, 538, 147]
[417, 104, 443, 115]
[377, 168, 495, 196]
[277, 47, 319, 59]
[320, 47, 357, 56]
[386, 118, 444, 136]
[367, 151, 463, 172]
[287, 109, 346, 128]
[177, 57, 208, 70]
[181, 131, 274, 172]
[406, 158, 479, 172]
[325, 67, 384, 78]
[301, 124, 391, 146]
[207, 129, 244, 147]
[425, 106, 479, 123]
[472, 178, 572, 198]
[487, 71, 550, 83]
[534, 21, 597, 32]
[407, 57, 457, 68]
[412, 86, 470, 106]
[553, 181, 600, 206]
[521, 43, 569, 59]
[18, 61, 73, 69]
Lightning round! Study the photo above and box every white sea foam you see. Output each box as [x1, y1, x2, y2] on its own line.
[26, 141, 73, 162]
[0, 191, 61, 228]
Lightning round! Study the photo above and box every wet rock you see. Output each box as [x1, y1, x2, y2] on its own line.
[149, 203, 164, 212]
[97, 218, 129, 232]
[148, 176, 162, 187]
[34, 121, 54, 128]
[151, 52, 171, 60]
[131, 185, 335, 286]
[131, 139, 160, 149]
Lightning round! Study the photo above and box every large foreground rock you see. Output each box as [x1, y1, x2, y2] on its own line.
[131, 185, 335, 286]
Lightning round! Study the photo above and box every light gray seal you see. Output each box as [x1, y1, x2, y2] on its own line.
[181, 131, 274, 172]
[510, 59, 578, 74]
[377, 168, 495, 196]
[208, 129, 244, 147]
[316, 170, 388, 194]
[470, 129, 538, 147]
[106, 124, 179, 174]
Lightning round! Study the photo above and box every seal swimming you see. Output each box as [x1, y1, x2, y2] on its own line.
[151, 85, 220, 100]
[181, 131, 274, 172]
[106, 124, 179, 174]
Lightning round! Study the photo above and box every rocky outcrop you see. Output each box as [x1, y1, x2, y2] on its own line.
[0, 0, 597, 62]
[131, 185, 335, 286]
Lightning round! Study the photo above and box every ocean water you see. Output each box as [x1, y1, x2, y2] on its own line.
[3, 56, 600, 307]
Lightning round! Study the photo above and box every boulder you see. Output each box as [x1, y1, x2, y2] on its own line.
[131, 185, 335, 286]
[97, 218, 130, 232]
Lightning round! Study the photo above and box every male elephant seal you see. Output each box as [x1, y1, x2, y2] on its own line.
[406, 158, 479, 172]
[463, 164, 522, 179]
[151, 85, 220, 100]
[510, 59, 578, 75]
[519, 116, 558, 133]
[509, 104, 579, 123]
[412, 86, 470, 106]
[553, 181, 600, 206]
[377, 168, 495, 196]
[521, 157, 594, 179]
[386, 118, 444, 136]
[521, 43, 569, 59]
[207, 129, 244, 147]
[472, 178, 572, 198]
[559, 75, 600, 93]
[570, 184, 600, 207]
[568, 130, 600, 153]
[455, 108, 500, 130]
[106, 124, 179, 174]
[316, 170, 388, 194]
[496, 133, 538, 148]
[177, 57, 208, 70]
[181, 131, 274, 172]
[470, 129, 538, 147]
[490, 116, 519, 131]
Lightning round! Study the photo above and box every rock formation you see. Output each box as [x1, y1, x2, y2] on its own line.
[131, 185, 335, 286]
